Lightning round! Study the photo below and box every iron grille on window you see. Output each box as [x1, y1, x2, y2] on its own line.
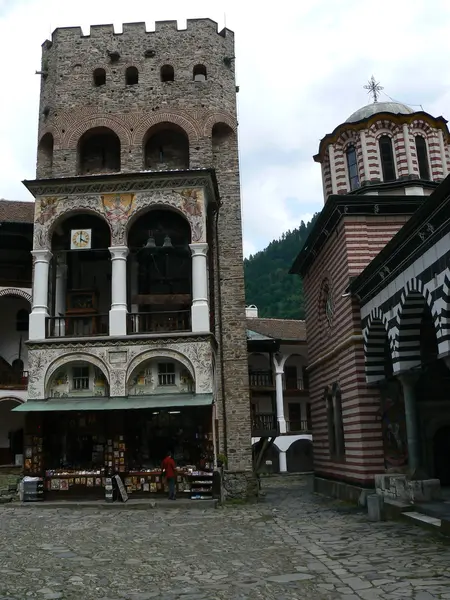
[158, 362, 176, 386]
[73, 366, 89, 390]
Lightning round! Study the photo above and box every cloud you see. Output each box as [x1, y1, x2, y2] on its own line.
[1, 0, 450, 255]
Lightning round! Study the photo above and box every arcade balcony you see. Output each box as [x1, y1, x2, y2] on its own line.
[251, 413, 278, 437]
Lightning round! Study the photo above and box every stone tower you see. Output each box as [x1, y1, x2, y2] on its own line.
[25, 20, 253, 495]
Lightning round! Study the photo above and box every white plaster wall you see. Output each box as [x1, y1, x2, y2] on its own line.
[252, 434, 313, 452]
[0, 399, 24, 448]
[0, 296, 30, 369]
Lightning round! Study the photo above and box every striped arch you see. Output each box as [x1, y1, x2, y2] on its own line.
[393, 278, 440, 373]
[0, 288, 32, 304]
[63, 115, 132, 149]
[132, 112, 200, 146]
[370, 119, 401, 136]
[410, 119, 434, 135]
[363, 308, 393, 383]
[438, 269, 450, 356]
[202, 112, 237, 137]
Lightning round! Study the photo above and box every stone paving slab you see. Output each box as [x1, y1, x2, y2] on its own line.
[0, 475, 449, 599]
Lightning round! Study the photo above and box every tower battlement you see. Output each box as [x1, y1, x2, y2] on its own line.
[43, 18, 232, 49]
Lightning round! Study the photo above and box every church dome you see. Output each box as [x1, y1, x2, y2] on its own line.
[345, 101, 415, 124]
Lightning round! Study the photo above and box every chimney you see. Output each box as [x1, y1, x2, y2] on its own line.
[245, 305, 258, 318]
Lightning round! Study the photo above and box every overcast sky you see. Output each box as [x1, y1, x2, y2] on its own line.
[1, 0, 450, 257]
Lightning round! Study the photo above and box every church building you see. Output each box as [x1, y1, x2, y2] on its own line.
[291, 78, 450, 499]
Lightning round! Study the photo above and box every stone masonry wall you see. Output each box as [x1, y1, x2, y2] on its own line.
[34, 19, 252, 472]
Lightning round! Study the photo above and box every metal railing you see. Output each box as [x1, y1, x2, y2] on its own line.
[128, 311, 191, 334]
[158, 372, 176, 386]
[46, 315, 109, 338]
[252, 413, 278, 435]
[285, 419, 312, 433]
[0, 370, 28, 389]
[249, 370, 274, 387]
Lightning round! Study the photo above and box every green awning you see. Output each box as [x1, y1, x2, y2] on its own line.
[12, 393, 213, 412]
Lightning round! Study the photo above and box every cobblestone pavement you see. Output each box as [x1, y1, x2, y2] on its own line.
[1, 476, 450, 600]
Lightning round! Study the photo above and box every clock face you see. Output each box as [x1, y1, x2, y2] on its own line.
[71, 229, 92, 250]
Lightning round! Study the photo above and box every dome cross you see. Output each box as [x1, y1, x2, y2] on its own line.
[364, 75, 384, 103]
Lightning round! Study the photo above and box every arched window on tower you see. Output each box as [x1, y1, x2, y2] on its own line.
[125, 66, 139, 85]
[415, 136, 430, 180]
[160, 65, 174, 82]
[346, 145, 360, 190]
[93, 68, 106, 86]
[379, 135, 396, 182]
[193, 65, 207, 82]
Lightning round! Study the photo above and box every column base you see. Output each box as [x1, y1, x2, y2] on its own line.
[29, 311, 48, 341]
[191, 303, 210, 333]
[109, 308, 128, 336]
[278, 418, 287, 434]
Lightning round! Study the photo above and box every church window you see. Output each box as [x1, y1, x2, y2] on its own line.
[125, 66, 139, 85]
[346, 145, 360, 190]
[93, 68, 106, 86]
[415, 136, 430, 180]
[379, 135, 396, 182]
[160, 65, 174, 82]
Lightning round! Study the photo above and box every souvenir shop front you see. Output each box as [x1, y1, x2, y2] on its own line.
[14, 395, 216, 501]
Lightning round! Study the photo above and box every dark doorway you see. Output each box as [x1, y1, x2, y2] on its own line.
[287, 439, 313, 472]
[434, 426, 450, 486]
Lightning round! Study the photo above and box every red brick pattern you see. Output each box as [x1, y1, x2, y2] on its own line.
[303, 215, 410, 484]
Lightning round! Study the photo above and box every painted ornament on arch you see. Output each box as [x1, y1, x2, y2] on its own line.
[101, 193, 136, 224]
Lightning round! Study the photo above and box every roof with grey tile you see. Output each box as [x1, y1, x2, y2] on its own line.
[0, 200, 35, 224]
[246, 318, 306, 341]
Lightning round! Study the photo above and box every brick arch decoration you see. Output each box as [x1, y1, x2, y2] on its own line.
[410, 119, 434, 135]
[437, 269, 450, 355]
[203, 112, 237, 138]
[393, 278, 440, 372]
[369, 119, 401, 136]
[0, 288, 32, 305]
[363, 308, 394, 384]
[63, 115, 132, 149]
[132, 112, 200, 147]
[126, 348, 196, 391]
[38, 126, 62, 149]
[44, 353, 110, 397]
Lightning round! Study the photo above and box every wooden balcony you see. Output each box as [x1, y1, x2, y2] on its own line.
[252, 413, 278, 437]
[0, 370, 28, 390]
[249, 370, 274, 388]
[46, 315, 109, 338]
[285, 419, 312, 433]
[128, 310, 191, 334]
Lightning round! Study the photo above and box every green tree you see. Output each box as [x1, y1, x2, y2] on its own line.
[244, 215, 318, 319]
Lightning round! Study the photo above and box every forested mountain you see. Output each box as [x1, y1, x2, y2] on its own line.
[244, 215, 318, 319]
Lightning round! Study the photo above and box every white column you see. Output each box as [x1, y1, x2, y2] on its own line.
[275, 368, 287, 434]
[189, 243, 209, 333]
[439, 129, 448, 178]
[360, 130, 370, 183]
[109, 246, 128, 336]
[403, 124, 414, 176]
[54, 255, 67, 336]
[328, 144, 338, 194]
[29, 249, 52, 341]
[279, 450, 287, 473]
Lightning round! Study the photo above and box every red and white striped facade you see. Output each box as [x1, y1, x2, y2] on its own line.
[301, 215, 410, 485]
[316, 107, 450, 198]
[294, 101, 450, 487]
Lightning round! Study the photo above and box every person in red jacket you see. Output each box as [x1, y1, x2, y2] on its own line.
[161, 451, 176, 500]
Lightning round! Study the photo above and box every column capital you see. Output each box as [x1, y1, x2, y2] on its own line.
[31, 249, 52, 263]
[109, 245, 129, 260]
[189, 242, 208, 257]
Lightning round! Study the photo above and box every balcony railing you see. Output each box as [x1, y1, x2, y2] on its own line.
[286, 419, 312, 433]
[46, 315, 109, 338]
[249, 370, 274, 387]
[284, 377, 307, 391]
[252, 413, 278, 437]
[128, 311, 191, 334]
[0, 370, 28, 390]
